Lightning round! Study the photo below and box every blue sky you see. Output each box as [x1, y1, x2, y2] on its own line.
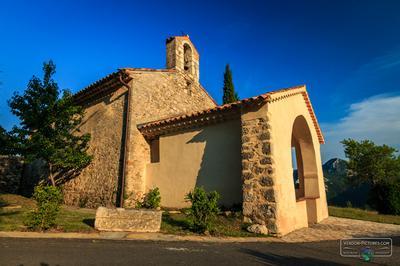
[1, 0, 399, 161]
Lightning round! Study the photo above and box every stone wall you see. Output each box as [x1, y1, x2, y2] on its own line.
[62, 87, 128, 208]
[0, 156, 23, 194]
[124, 69, 216, 207]
[241, 106, 278, 235]
[128, 69, 215, 124]
[67, 68, 216, 208]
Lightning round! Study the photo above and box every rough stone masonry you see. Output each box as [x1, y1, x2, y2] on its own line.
[241, 117, 277, 235]
[0, 156, 23, 194]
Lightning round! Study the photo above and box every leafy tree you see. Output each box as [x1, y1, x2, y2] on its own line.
[341, 139, 400, 214]
[0, 126, 19, 155]
[7, 61, 92, 186]
[369, 180, 400, 215]
[341, 139, 400, 185]
[0, 126, 11, 155]
[222, 64, 239, 104]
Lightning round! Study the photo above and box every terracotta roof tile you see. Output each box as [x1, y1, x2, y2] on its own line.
[138, 85, 325, 144]
[73, 70, 131, 105]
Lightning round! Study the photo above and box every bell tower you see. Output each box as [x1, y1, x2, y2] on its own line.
[166, 35, 199, 83]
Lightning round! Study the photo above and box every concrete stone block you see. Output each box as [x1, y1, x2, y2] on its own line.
[95, 207, 162, 232]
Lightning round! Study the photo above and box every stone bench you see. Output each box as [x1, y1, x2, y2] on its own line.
[95, 207, 162, 232]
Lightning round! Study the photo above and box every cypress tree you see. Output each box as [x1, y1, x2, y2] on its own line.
[222, 64, 239, 104]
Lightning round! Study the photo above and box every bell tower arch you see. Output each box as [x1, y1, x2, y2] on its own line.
[166, 35, 200, 83]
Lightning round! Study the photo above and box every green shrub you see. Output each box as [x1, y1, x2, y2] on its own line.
[185, 187, 220, 233]
[370, 179, 400, 215]
[137, 187, 161, 209]
[25, 185, 63, 230]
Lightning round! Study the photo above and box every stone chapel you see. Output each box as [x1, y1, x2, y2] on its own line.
[66, 35, 328, 235]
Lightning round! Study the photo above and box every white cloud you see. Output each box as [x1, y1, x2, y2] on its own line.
[320, 94, 400, 162]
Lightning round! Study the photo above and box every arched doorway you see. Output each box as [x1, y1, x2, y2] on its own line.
[291, 115, 320, 223]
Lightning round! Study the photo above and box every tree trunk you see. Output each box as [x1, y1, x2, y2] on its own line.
[49, 163, 56, 186]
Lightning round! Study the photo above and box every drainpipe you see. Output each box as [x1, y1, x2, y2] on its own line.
[119, 71, 131, 208]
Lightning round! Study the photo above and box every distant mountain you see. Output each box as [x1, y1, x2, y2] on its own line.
[323, 158, 348, 201]
[292, 158, 369, 207]
[323, 158, 347, 177]
[323, 158, 369, 207]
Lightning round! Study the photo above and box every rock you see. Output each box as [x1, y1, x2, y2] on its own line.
[224, 211, 232, 217]
[243, 216, 253, 224]
[259, 176, 274, 186]
[247, 224, 268, 235]
[262, 142, 271, 154]
[264, 189, 275, 202]
[242, 171, 254, 180]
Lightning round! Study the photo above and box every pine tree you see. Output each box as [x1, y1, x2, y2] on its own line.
[222, 64, 239, 104]
[7, 61, 92, 186]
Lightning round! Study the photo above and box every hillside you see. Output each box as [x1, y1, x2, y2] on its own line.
[323, 158, 369, 207]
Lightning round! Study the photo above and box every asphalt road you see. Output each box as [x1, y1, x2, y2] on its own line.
[0, 238, 398, 266]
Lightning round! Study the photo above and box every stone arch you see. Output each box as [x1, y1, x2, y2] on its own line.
[291, 115, 320, 201]
[183, 43, 193, 74]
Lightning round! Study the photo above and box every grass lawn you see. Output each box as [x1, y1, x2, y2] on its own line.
[328, 206, 400, 225]
[0, 194, 263, 236]
[161, 212, 264, 237]
[0, 194, 96, 232]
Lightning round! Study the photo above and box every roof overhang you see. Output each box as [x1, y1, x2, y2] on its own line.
[138, 85, 325, 144]
[73, 69, 132, 105]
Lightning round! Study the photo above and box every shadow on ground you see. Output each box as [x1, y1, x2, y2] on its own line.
[82, 218, 95, 228]
[162, 214, 191, 230]
[241, 248, 347, 266]
[17, 263, 60, 266]
[0, 210, 20, 216]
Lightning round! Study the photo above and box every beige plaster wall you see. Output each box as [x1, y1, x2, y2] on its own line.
[146, 119, 242, 209]
[63, 87, 128, 208]
[295, 200, 309, 229]
[267, 88, 328, 235]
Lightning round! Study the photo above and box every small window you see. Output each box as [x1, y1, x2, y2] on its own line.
[150, 138, 160, 163]
[183, 43, 192, 73]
